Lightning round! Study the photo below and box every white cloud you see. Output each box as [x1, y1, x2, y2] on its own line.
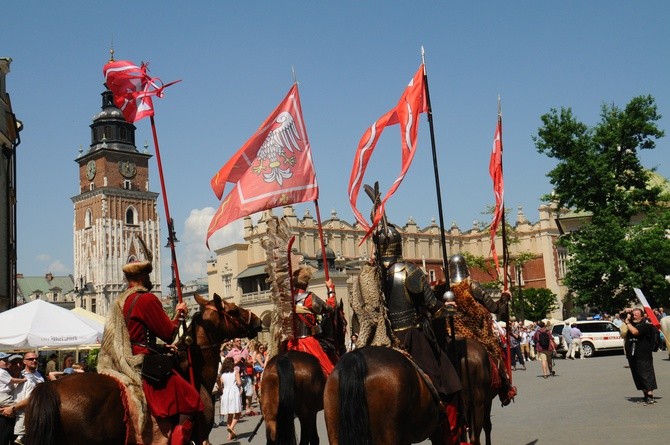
[47, 260, 71, 275]
[35, 253, 52, 262]
[171, 207, 245, 282]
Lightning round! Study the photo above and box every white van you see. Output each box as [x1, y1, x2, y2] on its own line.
[551, 320, 624, 358]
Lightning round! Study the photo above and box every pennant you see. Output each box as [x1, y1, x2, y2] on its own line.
[103, 60, 180, 123]
[348, 64, 427, 233]
[207, 85, 318, 247]
[633, 288, 661, 329]
[489, 117, 504, 272]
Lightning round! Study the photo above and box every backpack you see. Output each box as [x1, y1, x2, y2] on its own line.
[538, 331, 550, 350]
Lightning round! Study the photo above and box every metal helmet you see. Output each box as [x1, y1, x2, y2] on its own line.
[373, 224, 403, 267]
[448, 254, 470, 284]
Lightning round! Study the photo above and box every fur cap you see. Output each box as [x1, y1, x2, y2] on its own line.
[122, 260, 152, 275]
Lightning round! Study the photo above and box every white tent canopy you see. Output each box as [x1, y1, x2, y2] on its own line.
[0, 299, 100, 350]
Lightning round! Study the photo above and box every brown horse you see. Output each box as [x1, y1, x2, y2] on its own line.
[446, 337, 497, 445]
[259, 302, 347, 445]
[25, 294, 262, 445]
[260, 350, 326, 445]
[323, 346, 444, 445]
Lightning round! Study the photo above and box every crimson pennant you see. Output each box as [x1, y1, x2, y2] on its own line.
[348, 64, 427, 234]
[207, 84, 318, 247]
[489, 117, 504, 272]
[103, 60, 180, 123]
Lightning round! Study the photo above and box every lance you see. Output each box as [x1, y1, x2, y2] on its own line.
[148, 115, 195, 386]
[497, 97, 513, 381]
[421, 47, 450, 279]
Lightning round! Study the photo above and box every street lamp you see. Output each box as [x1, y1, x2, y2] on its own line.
[74, 276, 85, 308]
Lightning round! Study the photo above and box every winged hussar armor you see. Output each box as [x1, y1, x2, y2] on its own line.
[261, 216, 295, 359]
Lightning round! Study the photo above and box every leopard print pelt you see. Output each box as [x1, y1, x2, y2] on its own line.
[450, 280, 504, 367]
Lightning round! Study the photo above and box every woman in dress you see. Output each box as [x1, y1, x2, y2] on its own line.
[219, 357, 242, 440]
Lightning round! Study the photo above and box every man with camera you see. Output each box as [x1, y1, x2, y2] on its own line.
[621, 308, 657, 405]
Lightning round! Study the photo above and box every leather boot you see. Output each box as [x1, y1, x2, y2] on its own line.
[498, 369, 516, 406]
[442, 402, 461, 445]
[170, 417, 193, 445]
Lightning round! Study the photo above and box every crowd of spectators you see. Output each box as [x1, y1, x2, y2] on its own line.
[213, 338, 268, 441]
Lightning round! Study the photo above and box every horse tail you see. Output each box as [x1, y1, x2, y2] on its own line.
[337, 349, 373, 445]
[25, 382, 61, 445]
[275, 354, 297, 445]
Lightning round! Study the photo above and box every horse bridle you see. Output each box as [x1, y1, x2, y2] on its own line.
[186, 302, 254, 351]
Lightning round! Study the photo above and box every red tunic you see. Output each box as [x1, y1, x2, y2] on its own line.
[286, 292, 336, 376]
[123, 292, 204, 418]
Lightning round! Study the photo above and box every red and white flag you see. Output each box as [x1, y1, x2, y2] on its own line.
[103, 60, 180, 123]
[207, 84, 318, 247]
[348, 64, 427, 233]
[633, 288, 661, 328]
[489, 116, 504, 272]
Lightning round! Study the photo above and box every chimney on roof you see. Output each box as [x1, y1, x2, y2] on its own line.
[45, 272, 54, 282]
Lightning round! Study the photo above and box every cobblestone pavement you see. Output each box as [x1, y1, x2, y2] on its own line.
[208, 350, 669, 444]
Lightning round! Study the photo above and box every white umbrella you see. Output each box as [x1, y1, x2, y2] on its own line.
[0, 299, 99, 350]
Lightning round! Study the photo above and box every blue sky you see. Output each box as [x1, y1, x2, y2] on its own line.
[3, 2, 669, 290]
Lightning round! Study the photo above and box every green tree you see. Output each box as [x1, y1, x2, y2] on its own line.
[535, 95, 669, 312]
[512, 288, 558, 322]
[535, 95, 665, 220]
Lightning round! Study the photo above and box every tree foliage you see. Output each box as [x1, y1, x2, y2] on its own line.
[535, 95, 665, 220]
[511, 288, 558, 322]
[535, 95, 669, 312]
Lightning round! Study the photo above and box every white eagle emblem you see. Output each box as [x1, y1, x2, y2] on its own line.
[252, 111, 302, 185]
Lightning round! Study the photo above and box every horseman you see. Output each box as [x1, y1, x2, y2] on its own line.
[98, 254, 204, 445]
[374, 223, 463, 445]
[447, 253, 517, 406]
[284, 266, 337, 376]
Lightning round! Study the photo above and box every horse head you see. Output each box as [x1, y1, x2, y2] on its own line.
[193, 293, 262, 344]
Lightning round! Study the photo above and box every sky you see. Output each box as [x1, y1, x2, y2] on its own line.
[3, 2, 669, 291]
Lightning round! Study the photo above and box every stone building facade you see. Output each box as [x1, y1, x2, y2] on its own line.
[208, 203, 567, 342]
[0, 57, 22, 311]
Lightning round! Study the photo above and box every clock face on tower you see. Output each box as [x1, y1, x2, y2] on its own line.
[86, 160, 96, 181]
[119, 161, 137, 178]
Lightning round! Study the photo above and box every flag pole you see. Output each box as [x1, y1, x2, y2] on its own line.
[149, 116, 184, 306]
[497, 96, 513, 381]
[149, 115, 196, 387]
[421, 47, 450, 281]
[313, 200, 331, 281]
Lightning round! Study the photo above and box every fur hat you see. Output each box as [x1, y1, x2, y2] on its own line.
[292, 266, 313, 289]
[123, 236, 153, 275]
[122, 260, 152, 275]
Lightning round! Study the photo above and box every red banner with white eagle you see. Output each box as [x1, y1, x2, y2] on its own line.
[348, 64, 427, 234]
[103, 60, 180, 123]
[207, 84, 318, 247]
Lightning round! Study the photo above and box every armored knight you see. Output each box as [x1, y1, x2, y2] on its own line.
[284, 266, 337, 376]
[374, 224, 463, 445]
[447, 254, 517, 406]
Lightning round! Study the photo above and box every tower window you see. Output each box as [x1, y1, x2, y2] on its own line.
[120, 127, 127, 140]
[125, 206, 138, 225]
[124, 180, 132, 190]
[85, 209, 92, 229]
[103, 126, 111, 139]
[89, 183, 95, 191]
